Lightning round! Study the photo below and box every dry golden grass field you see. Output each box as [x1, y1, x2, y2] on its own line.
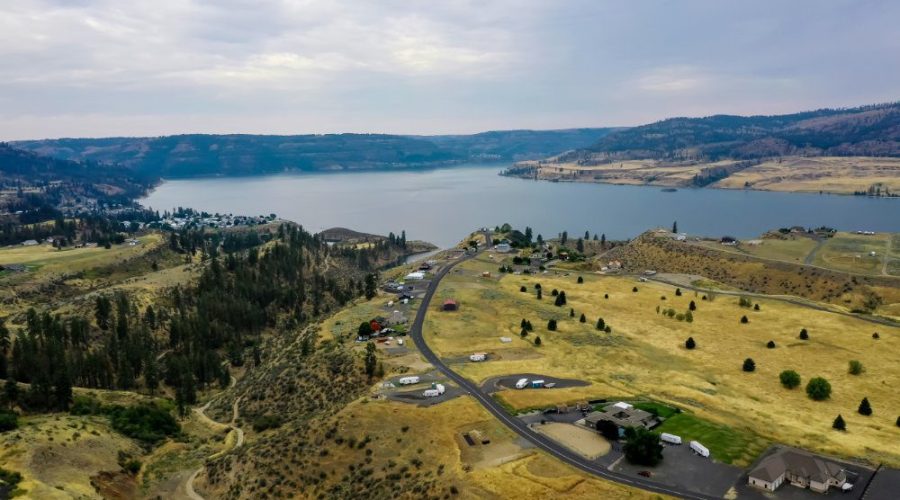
[692, 236, 819, 265]
[319, 397, 664, 499]
[0, 414, 141, 499]
[712, 157, 900, 194]
[516, 156, 900, 195]
[424, 252, 900, 466]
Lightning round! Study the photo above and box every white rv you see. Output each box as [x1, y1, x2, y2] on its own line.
[690, 441, 710, 458]
[398, 376, 420, 385]
[660, 433, 682, 445]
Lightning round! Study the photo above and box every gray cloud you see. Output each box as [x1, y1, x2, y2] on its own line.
[1, 0, 897, 139]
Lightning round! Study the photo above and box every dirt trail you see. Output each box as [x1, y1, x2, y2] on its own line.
[183, 377, 243, 500]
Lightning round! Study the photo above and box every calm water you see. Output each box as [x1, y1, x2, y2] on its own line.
[142, 164, 899, 248]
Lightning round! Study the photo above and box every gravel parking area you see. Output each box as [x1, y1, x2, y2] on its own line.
[481, 373, 590, 393]
[613, 443, 744, 498]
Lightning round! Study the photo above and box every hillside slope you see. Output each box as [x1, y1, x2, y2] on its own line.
[12, 128, 616, 178]
[572, 102, 899, 161]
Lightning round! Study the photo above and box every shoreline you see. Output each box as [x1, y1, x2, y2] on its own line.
[498, 170, 900, 198]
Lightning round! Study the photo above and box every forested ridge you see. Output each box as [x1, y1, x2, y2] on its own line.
[562, 102, 900, 161]
[0, 222, 409, 416]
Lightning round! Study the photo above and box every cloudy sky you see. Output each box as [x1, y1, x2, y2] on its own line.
[1, 0, 897, 139]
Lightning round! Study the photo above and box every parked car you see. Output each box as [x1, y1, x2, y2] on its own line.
[637, 471, 652, 478]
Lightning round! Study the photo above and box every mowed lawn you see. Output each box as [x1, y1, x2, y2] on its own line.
[423, 253, 900, 466]
[812, 232, 890, 275]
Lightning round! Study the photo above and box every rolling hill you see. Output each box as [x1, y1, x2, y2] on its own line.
[565, 102, 900, 162]
[12, 128, 616, 179]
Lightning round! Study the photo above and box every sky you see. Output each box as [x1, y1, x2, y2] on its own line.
[1, 0, 897, 140]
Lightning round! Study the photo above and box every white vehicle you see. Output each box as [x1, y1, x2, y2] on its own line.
[423, 383, 446, 398]
[689, 440, 710, 458]
[398, 376, 420, 385]
[469, 353, 486, 362]
[515, 378, 529, 389]
[841, 483, 853, 492]
[531, 379, 545, 388]
[660, 433, 682, 445]
[397, 339, 404, 346]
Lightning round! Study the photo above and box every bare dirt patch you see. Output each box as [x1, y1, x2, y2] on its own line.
[533, 422, 611, 459]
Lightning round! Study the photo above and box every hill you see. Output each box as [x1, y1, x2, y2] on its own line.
[11, 128, 616, 179]
[423, 128, 620, 162]
[570, 102, 900, 161]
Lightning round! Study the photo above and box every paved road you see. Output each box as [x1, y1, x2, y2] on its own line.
[408, 233, 717, 500]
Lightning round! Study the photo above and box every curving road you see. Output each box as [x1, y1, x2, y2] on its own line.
[408, 234, 717, 500]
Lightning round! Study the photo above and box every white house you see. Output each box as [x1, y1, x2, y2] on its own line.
[748, 449, 847, 494]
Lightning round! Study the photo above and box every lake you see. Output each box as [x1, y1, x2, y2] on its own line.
[141, 163, 899, 248]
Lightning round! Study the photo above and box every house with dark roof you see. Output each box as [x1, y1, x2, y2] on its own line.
[584, 402, 659, 437]
[748, 449, 848, 493]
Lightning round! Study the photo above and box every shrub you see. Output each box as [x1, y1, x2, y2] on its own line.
[604, 293, 609, 299]
[685, 311, 693, 323]
[107, 403, 179, 444]
[740, 315, 749, 324]
[0, 467, 22, 491]
[632, 287, 638, 293]
[832, 414, 846, 431]
[519, 286, 527, 292]
[577, 276, 584, 284]
[0, 410, 18, 432]
[520, 328, 528, 338]
[896, 416, 900, 428]
[579, 313, 586, 323]
[551, 289, 559, 296]
[604, 326, 612, 333]
[675, 288, 682, 296]
[739, 297, 752, 308]
[596, 318, 605, 330]
[754, 303, 760, 311]
[689, 300, 696, 311]
[799, 328, 809, 340]
[675, 313, 685, 321]
[872, 332, 880, 339]
[848, 360, 864, 375]
[742, 358, 756, 372]
[569, 308, 575, 317]
[122, 459, 142, 475]
[858, 397, 872, 416]
[779, 370, 801, 389]
[685, 337, 696, 350]
[623, 427, 663, 466]
[70, 395, 103, 416]
[547, 319, 557, 331]
[766, 340, 776, 349]
[806, 377, 832, 401]
[534, 336, 542, 346]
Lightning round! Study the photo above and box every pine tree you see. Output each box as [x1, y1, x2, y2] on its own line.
[534, 336, 542, 346]
[365, 342, 377, 378]
[579, 313, 586, 323]
[799, 328, 808, 340]
[685, 337, 696, 349]
[547, 319, 557, 331]
[689, 300, 696, 311]
[743, 358, 756, 372]
[672, 221, 678, 233]
[596, 318, 605, 330]
[858, 397, 872, 416]
[832, 414, 846, 431]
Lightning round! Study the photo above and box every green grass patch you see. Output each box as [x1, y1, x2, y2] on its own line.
[654, 413, 769, 465]
[632, 401, 679, 419]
